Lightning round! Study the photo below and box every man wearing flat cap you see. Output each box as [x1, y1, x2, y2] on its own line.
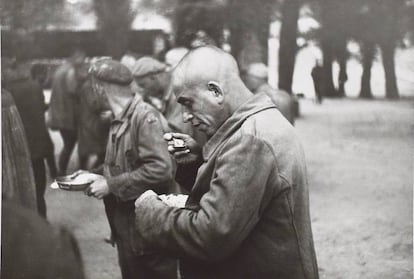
[86, 59, 177, 279]
[132, 56, 206, 190]
[243, 62, 295, 124]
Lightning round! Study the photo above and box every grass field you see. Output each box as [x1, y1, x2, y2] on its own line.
[45, 97, 414, 279]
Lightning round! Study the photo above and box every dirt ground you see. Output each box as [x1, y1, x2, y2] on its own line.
[45, 97, 414, 279]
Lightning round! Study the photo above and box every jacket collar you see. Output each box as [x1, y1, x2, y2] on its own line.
[112, 93, 142, 124]
[111, 93, 142, 139]
[202, 92, 276, 161]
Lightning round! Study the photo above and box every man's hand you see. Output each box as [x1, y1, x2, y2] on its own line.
[85, 176, 109, 199]
[163, 133, 202, 165]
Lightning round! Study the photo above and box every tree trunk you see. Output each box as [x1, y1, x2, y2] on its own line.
[379, 43, 399, 99]
[320, 38, 337, 97]
[237, 31, 266, 70]
[359, 42, 375, 99]
[338, 59, 347, 97]
[278, 0, 300, 94]
[229, 23, 243, 65]
[93, 0, 135, 59]
[335, 36, 348, 97]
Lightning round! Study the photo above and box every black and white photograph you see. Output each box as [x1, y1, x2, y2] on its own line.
[1, 0, 413, 278]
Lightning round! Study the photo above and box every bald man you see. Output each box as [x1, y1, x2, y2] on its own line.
[134, 47, 319, 279]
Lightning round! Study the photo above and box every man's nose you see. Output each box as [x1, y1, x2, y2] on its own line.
[182, 111, 194, 123]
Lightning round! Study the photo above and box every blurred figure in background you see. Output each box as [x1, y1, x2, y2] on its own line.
[1, 88, 38, 212]
[4, 62, 58, 217]
[77, 61, 110, 170]
[120, 51, 144, 72]
[48, 50, 86, 175]
[132, 56, 205, 143]
[243, 62, 295, 125]
[311, 60, 324, 104]
[2, 194, 85, 279]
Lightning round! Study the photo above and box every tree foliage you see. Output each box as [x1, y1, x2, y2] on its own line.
[93, 0, 138, 58]
[0, 0, 67, 30]
[173, 0, 225, 47]
[278, 0, 301, 94]
[226, 0, 276, 69]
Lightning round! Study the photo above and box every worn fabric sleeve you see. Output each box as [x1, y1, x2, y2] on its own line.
[107, 111, 173, 201]
[65, 68, 78, 95]
[134, 134, 277, 261]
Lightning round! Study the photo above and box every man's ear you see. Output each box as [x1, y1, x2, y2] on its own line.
[207, 81, 223, 99]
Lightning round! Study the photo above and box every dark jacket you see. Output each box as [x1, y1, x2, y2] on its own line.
[1, 201, 85, 279]
[5, 77, 54, 161]
[102, 94, 177, 278]
[135, 93, 319, 278]
[103, 94, 174, 202]
[49, 63, 79, 130]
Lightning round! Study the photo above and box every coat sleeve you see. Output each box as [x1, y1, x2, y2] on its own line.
[107, 111, 173, 201]
[134, 134, 278, 261]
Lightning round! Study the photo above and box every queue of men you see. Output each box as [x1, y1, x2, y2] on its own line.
[2, 46, 318, 279]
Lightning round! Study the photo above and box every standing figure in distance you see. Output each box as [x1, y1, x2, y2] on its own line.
[48, 50, 85, 175]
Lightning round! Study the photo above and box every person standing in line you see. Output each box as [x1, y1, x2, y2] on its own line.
[134, 47, 319, 279]
[76, 61, 110, 170]
[85, 59, 177, 279]
[48, 50, 85, 175]
[3, 62, 57, 216]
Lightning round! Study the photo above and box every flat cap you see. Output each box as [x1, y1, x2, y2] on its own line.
[132, 56, 167, 78]
[247, 63, 268, 79]
[89, 59, 133, 85]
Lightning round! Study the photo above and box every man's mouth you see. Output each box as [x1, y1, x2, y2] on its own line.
[192, 122, 204, 130]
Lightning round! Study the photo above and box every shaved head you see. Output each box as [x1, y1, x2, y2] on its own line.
[170, 46, 253, 137]
[172, 46, 240, 92]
